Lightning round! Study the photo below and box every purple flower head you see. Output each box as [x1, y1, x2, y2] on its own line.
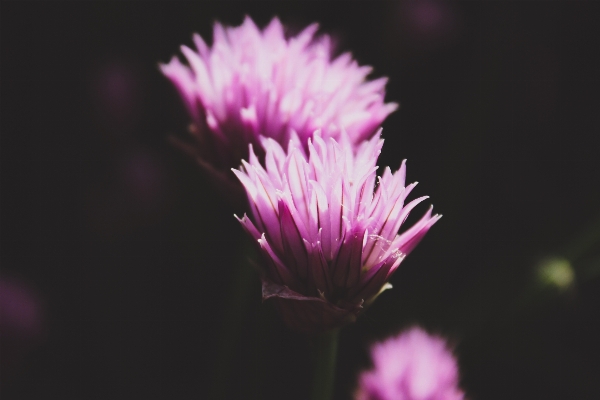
[233, 130, 440, 334]
[161, 16, 397, 177]
[356, 328, 464, 400]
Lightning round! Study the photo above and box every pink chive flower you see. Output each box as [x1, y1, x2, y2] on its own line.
[356, 328, 464, 400]
[233, 130, 440, 334]
[160, 16, 397, 175]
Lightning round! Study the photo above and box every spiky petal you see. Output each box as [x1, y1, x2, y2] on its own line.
[161, 16, 397, 174]
[233, 130, 440, 334]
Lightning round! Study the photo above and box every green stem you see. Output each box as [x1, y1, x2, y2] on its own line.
[210, 238, 257, 400]
[561, 213, 600, 262]
[577, 254, 600, 281]
[310, 329, 340, 400]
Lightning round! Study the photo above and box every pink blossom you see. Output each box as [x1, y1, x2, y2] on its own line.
[161, 16, 397, 174]
[0, 276, 45, 381]
[356, 328, 464, 400]
[233, 130, 440, 333]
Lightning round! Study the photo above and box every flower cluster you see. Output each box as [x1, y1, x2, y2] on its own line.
[356, 328, 464, 400]
[233, 130, 440, 333]
[161, 16, 397, 172]
[164, 14, 450, 398]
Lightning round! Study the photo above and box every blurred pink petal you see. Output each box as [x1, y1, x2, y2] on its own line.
[161, 16, 397, 185]
[0, 276, 45, 381]
[399, 0, 460, 49]
[356, 327, 464, 400]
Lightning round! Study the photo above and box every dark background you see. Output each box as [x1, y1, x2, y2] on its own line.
[2, 1, 600, 399]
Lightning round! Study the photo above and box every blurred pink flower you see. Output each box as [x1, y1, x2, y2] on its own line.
[0, 276, 45, 381]
[356, 328, 464, 400]
[91, 60, 142, 135]
[161, 16, 397, 176]
[233, 130, 439, 334]
[398, 0, 460, 50]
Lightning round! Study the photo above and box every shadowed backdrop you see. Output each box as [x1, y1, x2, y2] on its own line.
[2, 2, 600, 399]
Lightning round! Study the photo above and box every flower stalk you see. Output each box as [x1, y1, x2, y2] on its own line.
[210, 237, 257, 400]
[561, 212, 600, 262]
[311, 329, 340, 400]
